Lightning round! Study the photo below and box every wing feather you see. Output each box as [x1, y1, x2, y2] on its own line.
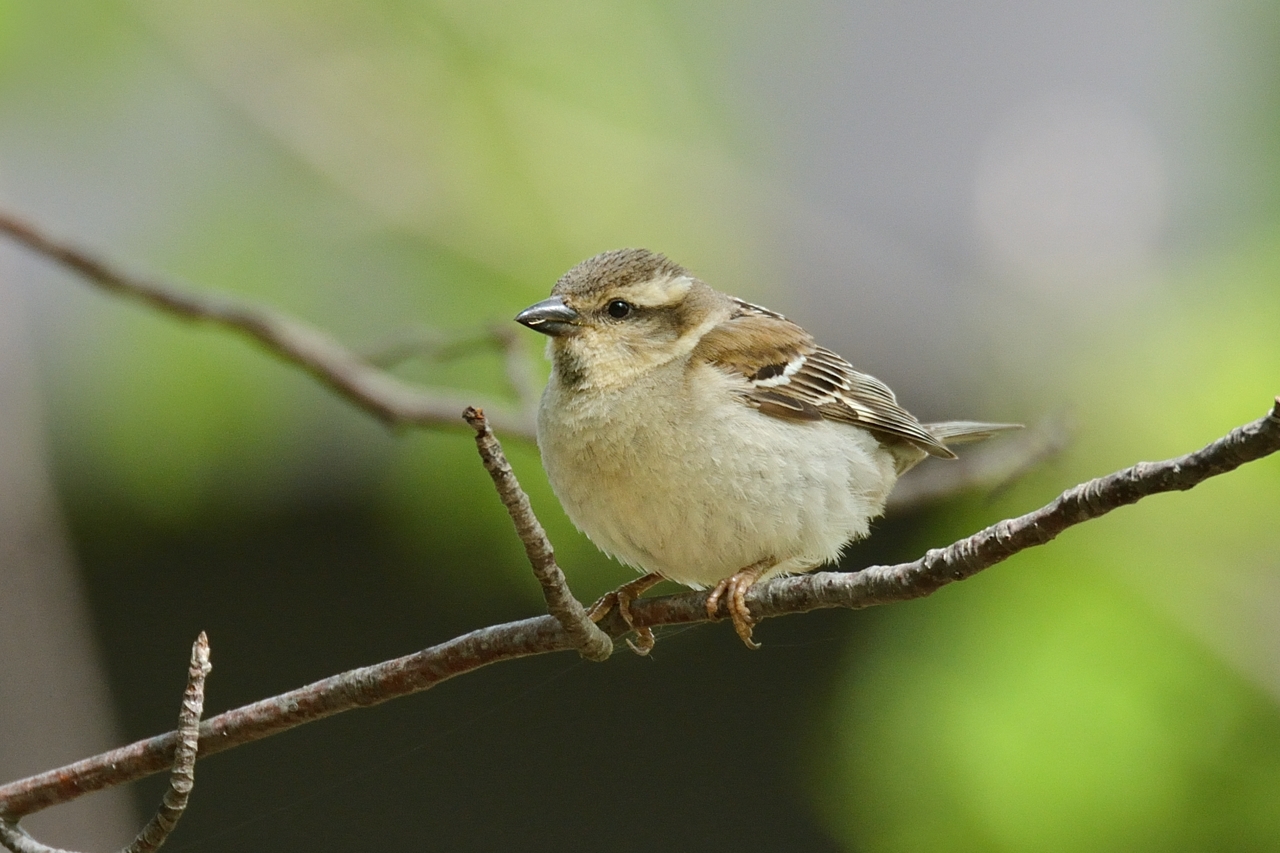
[693, 299, 955, 458]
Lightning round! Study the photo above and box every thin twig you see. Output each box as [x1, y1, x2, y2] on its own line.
[361, 324, 541, 413]
[123, 632, 210, 853]
[0, 809, 79, 852]
[487, 324, 542, 414]
[1, 397, 1276, 821]
[0, 211, 536, 440]
[463, 406, 612, 661]
[0, 634, 211, 853]
[359, 327, 482, 368]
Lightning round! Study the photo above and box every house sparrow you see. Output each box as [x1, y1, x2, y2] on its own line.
[517, 249, 1017, 650]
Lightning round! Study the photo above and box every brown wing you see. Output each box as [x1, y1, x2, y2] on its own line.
[694, 299, 955, 458]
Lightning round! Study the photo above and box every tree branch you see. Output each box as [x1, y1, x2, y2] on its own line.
[0, 211, 536, 440]
[1, 397, 1276, 821]
[463, 406, 613, 661]
[0, 208, 1054, 511]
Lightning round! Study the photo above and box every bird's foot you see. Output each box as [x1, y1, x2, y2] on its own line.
[587, 573, 664, 655]
[705, 561, 772, 649]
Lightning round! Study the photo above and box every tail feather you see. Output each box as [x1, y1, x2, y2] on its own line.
[890, 420, 1022, 474]
[924, 420, 1023, 447]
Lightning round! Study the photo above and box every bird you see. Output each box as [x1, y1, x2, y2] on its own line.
[516, 248, 1018, 650]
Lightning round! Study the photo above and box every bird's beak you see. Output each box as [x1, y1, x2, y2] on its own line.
[515, 295, 580, 337]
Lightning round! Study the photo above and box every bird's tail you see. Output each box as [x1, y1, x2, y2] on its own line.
[924, 420, 1023, 448]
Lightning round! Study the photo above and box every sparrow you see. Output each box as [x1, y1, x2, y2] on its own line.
[516, 248, 1017, 650]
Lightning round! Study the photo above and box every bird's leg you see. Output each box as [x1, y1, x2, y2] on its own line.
[586, 572, 664, 655]
[705, 559, 773, 649]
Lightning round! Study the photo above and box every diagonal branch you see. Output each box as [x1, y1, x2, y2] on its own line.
[638, 396, 1280, 625]
[463, 406, 613, 661]
[0, 211, 536, 440]
[1, 397, 1276, 821]
[0, 634, 211, 853]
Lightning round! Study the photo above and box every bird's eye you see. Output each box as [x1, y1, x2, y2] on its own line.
[606, 299, 632, 319]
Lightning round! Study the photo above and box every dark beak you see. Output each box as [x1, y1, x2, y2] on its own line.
[515, 295, 580, 337]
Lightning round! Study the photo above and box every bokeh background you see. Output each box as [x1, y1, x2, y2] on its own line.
[1, 2, 1278, 851]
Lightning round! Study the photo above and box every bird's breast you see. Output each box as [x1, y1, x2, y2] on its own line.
[536, 364, 897, 587]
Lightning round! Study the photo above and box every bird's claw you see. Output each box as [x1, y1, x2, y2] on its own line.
[587, 573, 662, 655]
[705, 564, 769, 650]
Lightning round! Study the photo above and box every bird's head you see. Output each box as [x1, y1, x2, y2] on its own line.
[516, 248, 727, 389]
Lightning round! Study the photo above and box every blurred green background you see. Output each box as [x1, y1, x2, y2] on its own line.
[0, 2, 1278, 851]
